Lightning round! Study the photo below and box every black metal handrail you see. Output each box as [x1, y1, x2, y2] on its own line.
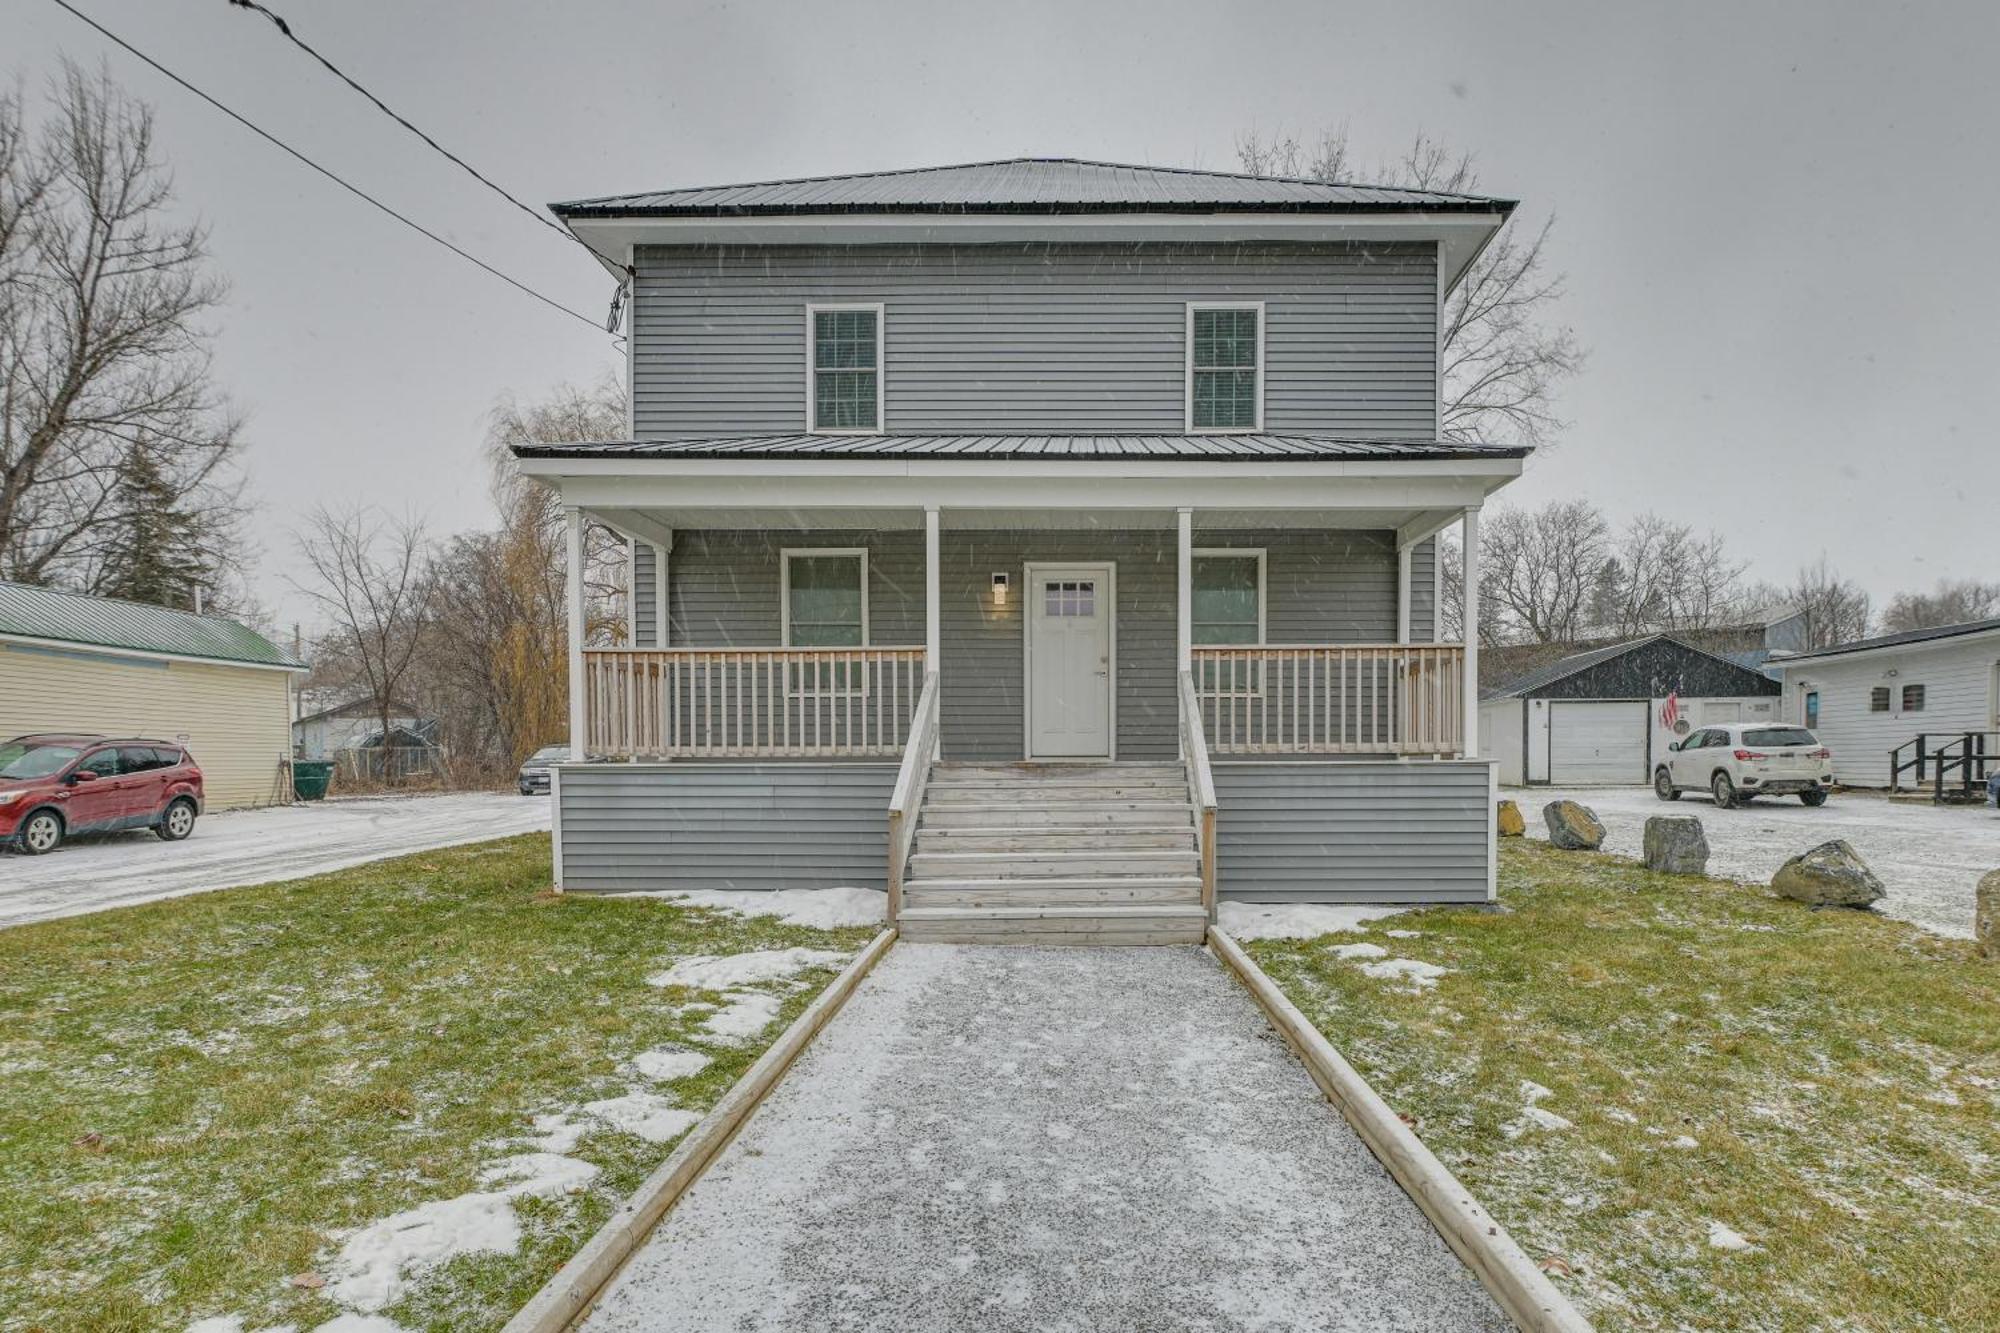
[1888, 731, 1999, 799]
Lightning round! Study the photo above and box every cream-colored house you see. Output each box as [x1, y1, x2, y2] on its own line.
[0, 582, 307, 810]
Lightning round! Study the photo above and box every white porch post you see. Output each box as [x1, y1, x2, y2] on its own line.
[924, 506, 941, 669]
[1460, 507, 1481, 759]
[1396, 545, 1413, 644]
[1176, 507, 1193, 668]
[653, 536, 671, 647]
[566, 506, 586, 762]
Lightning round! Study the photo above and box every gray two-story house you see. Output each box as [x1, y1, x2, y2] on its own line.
[517, 158, 1525, 943]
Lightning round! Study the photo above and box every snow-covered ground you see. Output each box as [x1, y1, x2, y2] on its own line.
[1519, 785, 2000, 939]
[0, 791, 550, 929]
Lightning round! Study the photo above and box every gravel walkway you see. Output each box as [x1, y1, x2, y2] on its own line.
[582, 944, 1507, 1333]
[1523, 785, 2000, 938]
[0, 791, 549, 929]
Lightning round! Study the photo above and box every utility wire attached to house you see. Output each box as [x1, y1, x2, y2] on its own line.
[47, 0, 612, 335]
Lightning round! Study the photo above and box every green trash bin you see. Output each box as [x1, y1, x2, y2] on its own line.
[293, 760, 334, 802]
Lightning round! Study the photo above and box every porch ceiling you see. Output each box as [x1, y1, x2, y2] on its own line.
[590, 504, 1463, 535]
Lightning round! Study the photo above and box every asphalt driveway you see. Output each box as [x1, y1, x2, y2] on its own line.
[1521, 785, 2000, 939]
[0, 791, 550, 929]
[582, 944, 1508, 1333]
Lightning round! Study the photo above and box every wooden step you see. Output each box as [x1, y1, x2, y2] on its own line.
[931, 763, 1184, 779]
[918, 804, 1191, 829]
[896, 903, 1209, 946]
[915, 826, 1195, 853]
[922, 783, 1191, 802]
[903, 877, 1203, 908]
[907, 849, 1200, 880]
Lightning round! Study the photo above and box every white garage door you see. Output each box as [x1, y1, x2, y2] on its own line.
[1549, 701, 1649, 784]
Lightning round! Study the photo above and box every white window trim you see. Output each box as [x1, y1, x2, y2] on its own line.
[780, 547, 871, 648]
[805, 302, 886, 435]
[1189, 548, 1266, 645]
[1185, 301, 1265, 434]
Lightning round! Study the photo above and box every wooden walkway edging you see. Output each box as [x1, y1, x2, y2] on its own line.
[501, 927, 899, 1333]
[1206, 927, 1595, 1333]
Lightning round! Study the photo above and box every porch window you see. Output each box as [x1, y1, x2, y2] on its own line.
[782, 549, 869, 697]
[807, 304, 883, 432]
[1191, 549, 1265, 694]
[1187, 303, 1262, 432]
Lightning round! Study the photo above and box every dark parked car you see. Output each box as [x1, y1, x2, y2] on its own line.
[517, 744, 568, 795]
[0, 734, 205, 855]
[1987, 768, 1999, 808]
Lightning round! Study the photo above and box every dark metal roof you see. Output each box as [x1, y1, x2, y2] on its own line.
[512, 434, 1529, 463]
[1483, 633, 1777, 700]
[553, 158, 1515, 219]
[1774, 616, 2000, 663]
[0, 581, 304, 668]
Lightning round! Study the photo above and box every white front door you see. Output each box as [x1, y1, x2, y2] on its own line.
[1026, 564, 1113, 758]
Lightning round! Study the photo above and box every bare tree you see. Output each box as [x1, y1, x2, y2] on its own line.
[0, 64, 243, 595]
[1592, 513, 1747, 636]
[1880, 579, 2000, 635]
[1478, 500, 1610, 643]
[291, 506, 430, 780]
[1785, 559, 1873, 649]
[1235, 129, 1582, 448]
[485, 375, 629, 619]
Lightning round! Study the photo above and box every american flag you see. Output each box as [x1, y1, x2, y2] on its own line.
[1660, 692, 1680, 728]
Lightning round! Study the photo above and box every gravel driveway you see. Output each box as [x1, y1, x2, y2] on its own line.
[582, 944, 1508, 1333]
[0, 791, 550, 929]
[1522, 785, 2000, 939]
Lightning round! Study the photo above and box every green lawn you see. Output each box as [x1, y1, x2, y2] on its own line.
[1247, 839, 1999, 1333]
[0, 836, 875, 1333]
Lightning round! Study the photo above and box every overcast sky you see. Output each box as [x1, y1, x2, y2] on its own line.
[13, 0, 1999, 633]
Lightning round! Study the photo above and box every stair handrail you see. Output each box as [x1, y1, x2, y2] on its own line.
[1890, 729, 2000, 793]
[886, 670, 941, 925]
[1178, 668, 1219, 921]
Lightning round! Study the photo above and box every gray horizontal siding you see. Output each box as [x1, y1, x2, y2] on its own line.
[1410, 536, 1437, 641]
[555, 762, 895, 892]
[633, 242, 1437, 438]
[666, 527, 1403, 762]
[631, 543, 658, 648]
[1214, 760, 1493, 903]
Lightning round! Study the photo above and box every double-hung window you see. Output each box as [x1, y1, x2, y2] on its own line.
[782, 549, 868, 695]
[1187, 303, 1263, 432]
[1191, 549, 1265, 694]
[807, 304, 884, 432]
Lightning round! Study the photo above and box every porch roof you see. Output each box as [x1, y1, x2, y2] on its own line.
[512, 433, 1530, 462]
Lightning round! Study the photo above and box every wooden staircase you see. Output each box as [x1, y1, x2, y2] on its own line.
[896, 763, 1210, 945]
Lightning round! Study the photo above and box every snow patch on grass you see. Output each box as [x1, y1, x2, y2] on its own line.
[1329, 942, 1389, 960]
[648, 948, 850, 990]
[641, 887, 886, 930]
[579, 1092, 702, 1144]
[1215, 901, 1404, 940]
[628, 1047, 712, 1082]
[1707, 1220, 1756, 1252]
[703, 992, 783, 1042]
[1358, 957, 1450, 990]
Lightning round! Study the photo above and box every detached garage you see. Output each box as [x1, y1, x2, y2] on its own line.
[1480, 634, 1782, 786]
[0, 582, 308, 810]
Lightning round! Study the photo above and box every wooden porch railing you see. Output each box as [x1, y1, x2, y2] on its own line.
[886, 671, 941, 925]
[1177, 669, 1219, 920]
[582, 647, 927, 759]
[1191, 644, 1465, 756]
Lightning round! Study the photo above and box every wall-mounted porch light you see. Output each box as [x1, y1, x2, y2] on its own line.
[992, 572, 1009, 606]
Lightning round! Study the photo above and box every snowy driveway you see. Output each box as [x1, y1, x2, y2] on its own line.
[0, 791, 550, 929]
[1521, 785, 2000, 939]
[582, 944, 1507, 1333]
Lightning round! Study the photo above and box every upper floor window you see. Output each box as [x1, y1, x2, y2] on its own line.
[807, 304, 884, 433]
[1187, 303, 1263, 432]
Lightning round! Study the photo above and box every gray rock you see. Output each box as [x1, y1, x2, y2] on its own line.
[1771, 839, 1885, 909]
[1977, 869, 2000, 961]
[1543, 800, 1605, 851]
[1643, 815, 1709, 875]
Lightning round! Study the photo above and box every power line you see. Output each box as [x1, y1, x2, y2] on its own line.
[223, 0, 587, 252]
[47, 0, 609, 334]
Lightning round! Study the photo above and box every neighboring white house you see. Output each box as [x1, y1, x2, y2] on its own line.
[1767, 618, 2000, 788]
[0, 581, 308, 810]
[291, 694, 427, 759]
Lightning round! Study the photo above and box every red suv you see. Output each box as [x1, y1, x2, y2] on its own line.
[0, 734, 205, 855]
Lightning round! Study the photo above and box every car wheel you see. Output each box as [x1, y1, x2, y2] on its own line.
[1800, 788, 1829, 807]
[19, 809, 64, 855]
[156, 797, 196, 842]
[1711, 772, 1740, 809]
[1653, 767, 1680, 801]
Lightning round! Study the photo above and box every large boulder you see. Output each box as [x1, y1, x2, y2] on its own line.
[1977, 870, 2000, 961]
[1771, 839, 1885, 909]
[1496, 799, 1526, 838]
[1543, 800, 1605, 851]
[1643, 815, 1709, 875]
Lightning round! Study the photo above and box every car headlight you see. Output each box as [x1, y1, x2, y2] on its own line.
[0, 791, 22, 806]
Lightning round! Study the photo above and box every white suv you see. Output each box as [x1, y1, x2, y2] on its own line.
[1656, 724, 1834, 808]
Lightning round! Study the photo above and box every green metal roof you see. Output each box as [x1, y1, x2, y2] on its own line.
[0, 581, 305, 669]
